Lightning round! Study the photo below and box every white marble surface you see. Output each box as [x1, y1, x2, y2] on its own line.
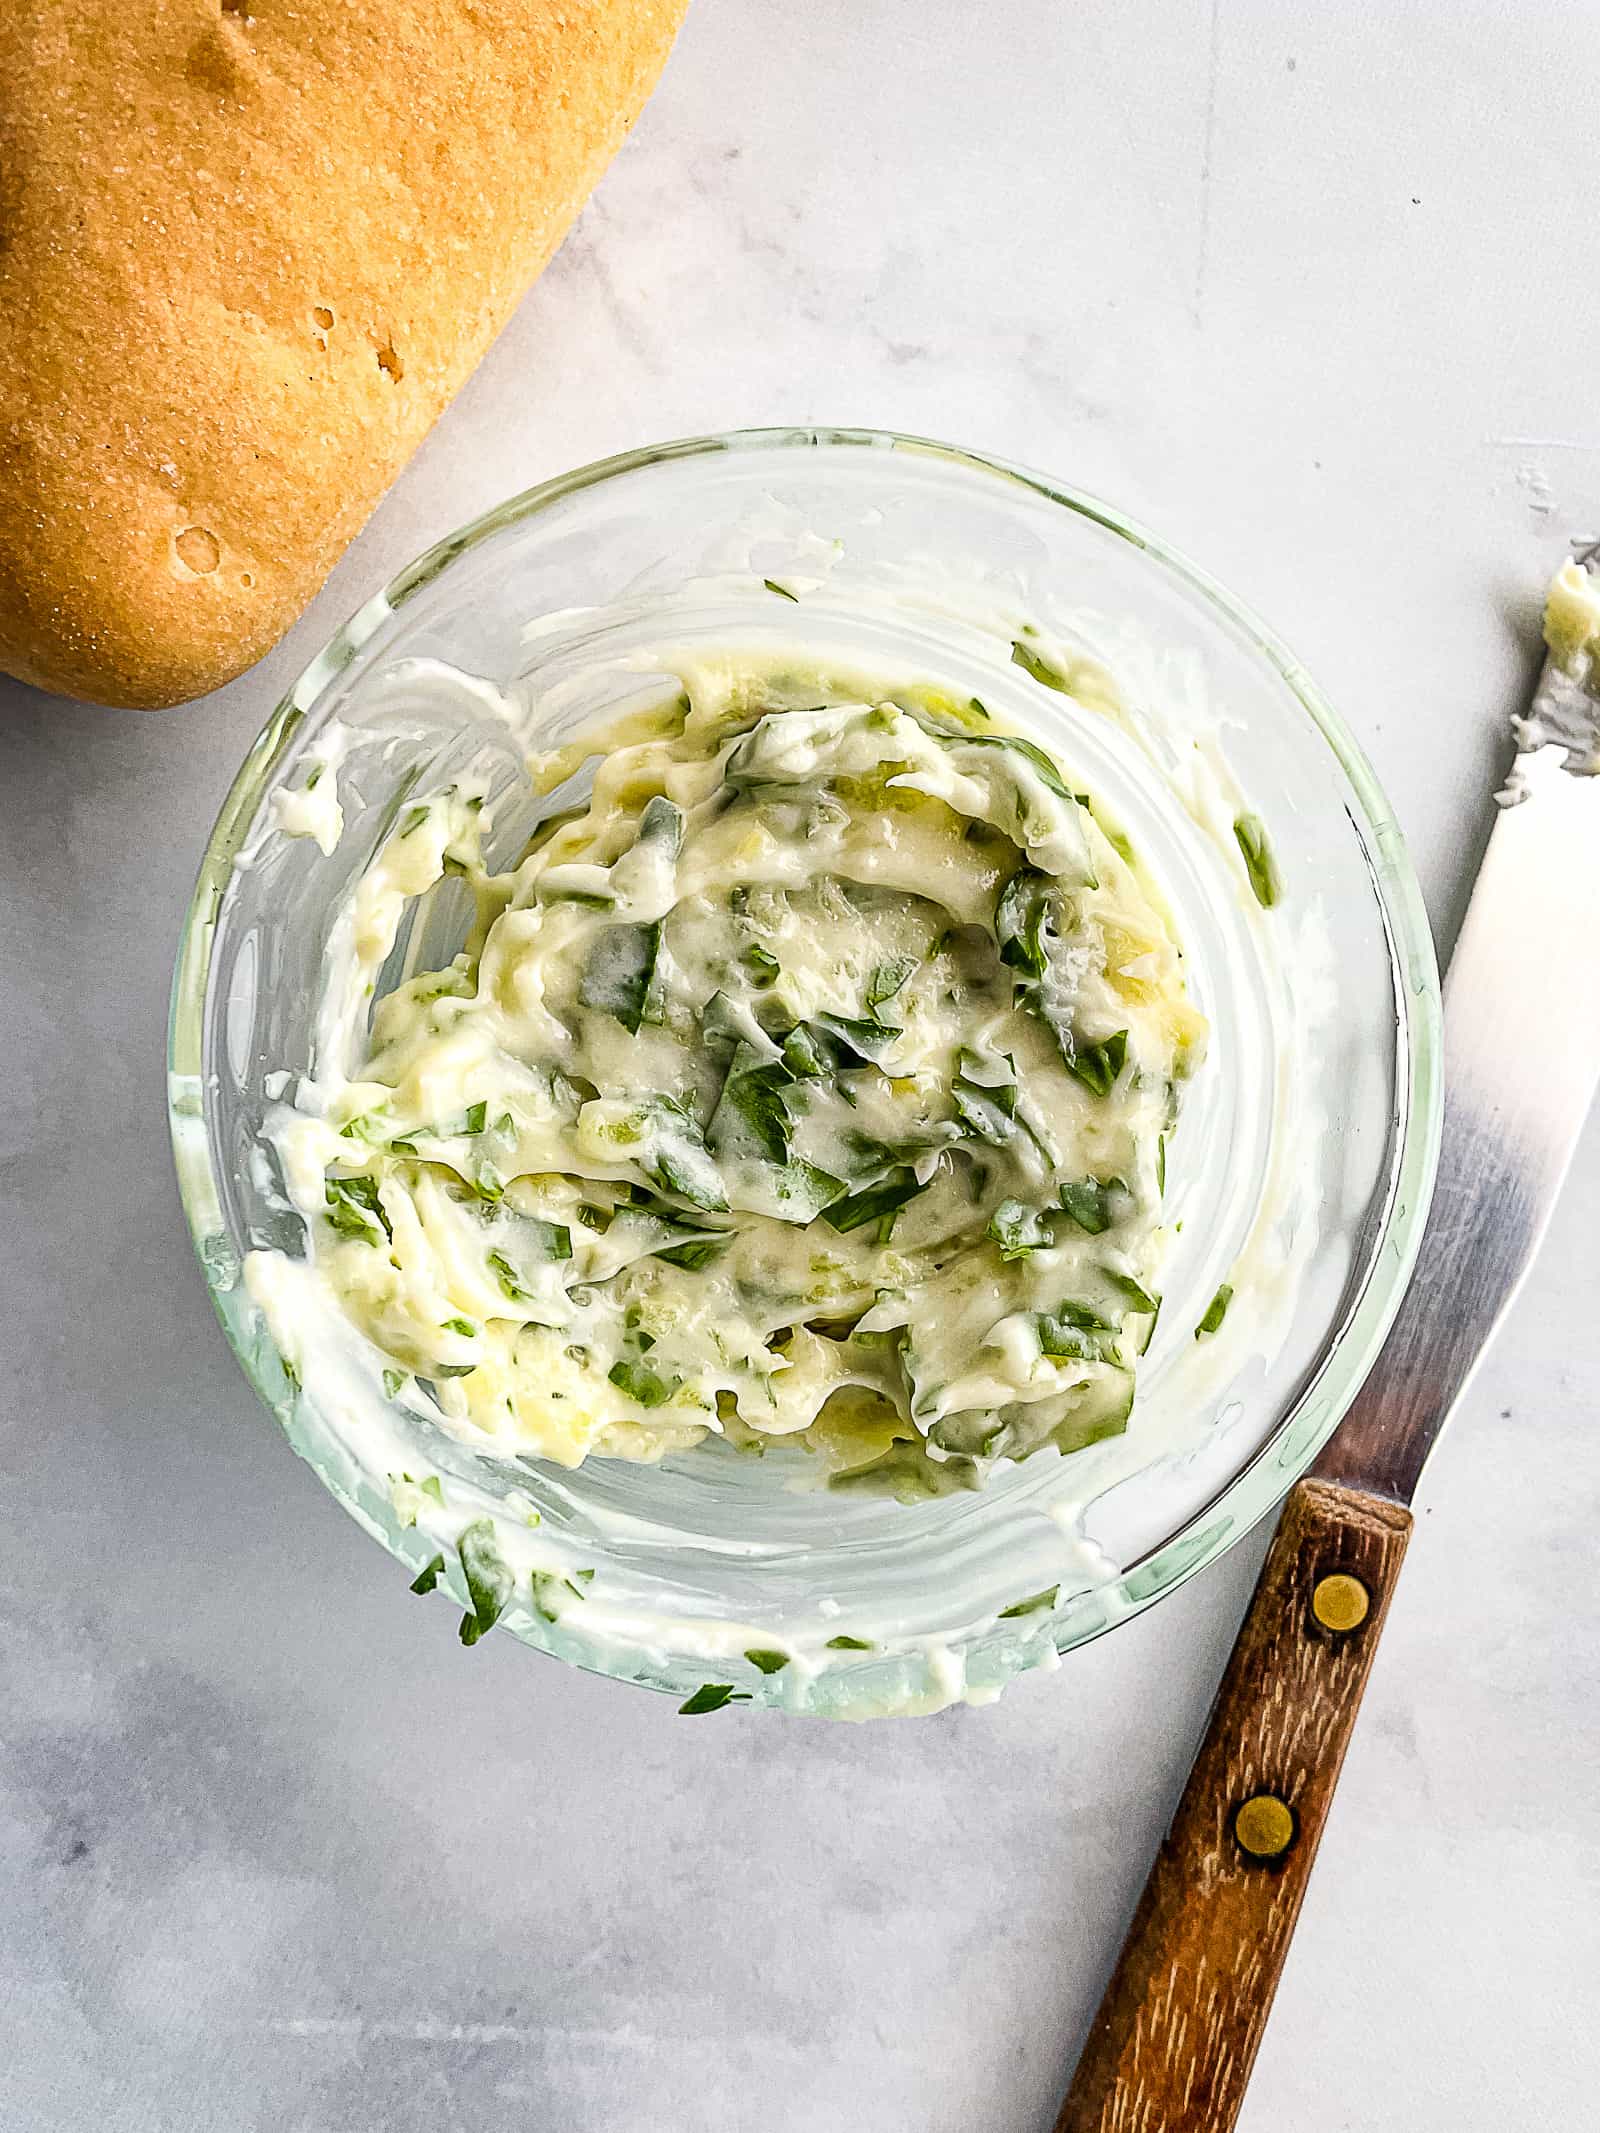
[3, 1, 1598, 2125]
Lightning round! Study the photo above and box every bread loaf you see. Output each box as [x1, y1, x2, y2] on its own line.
[0, 0, 686, 708]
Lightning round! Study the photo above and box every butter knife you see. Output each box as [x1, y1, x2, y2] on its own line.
[1054, 551, 1600, 2133]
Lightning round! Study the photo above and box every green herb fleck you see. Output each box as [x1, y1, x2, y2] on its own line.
[409, 1553, 446, 1595]
[382, 1367, 406, 1400]
[823, 1167, 924, 1235]
[953, 1076, 1019, 1147]
[1107, 1272, 1160, 1316]
[994, 866, 1055, 977]
[1066, 1030, 1128, 1097]
[1037, 1301, 1122, 1362]
[998, 1583, 1060, 1619]
[488, 1251, 530, 1301]
[866, 956, 918, 1022]
[711, 1045, 798, 1165]
[762, 578, 799, 602]
[325, 1173, 392, 1242]
[1196, 1283, 1234, 1337]
[507, 1219, 573, 1265]
[1233, 815, 1282, 909]
[763, 1158, 849, 1224]
[744, 943, 780, 984]
[961, 722, 1078, 806]
[1010, 640, 1072, 694]
[1060, 1178, 1117, 1235]
[646, 1096, 730, 1212]
[580, 920, 665, 1034]
[988, 1199, 1054, 1259]
[745, 1649, 790, 1674]
[457, 1519, 513, 1646]
[811, 1013, 899, 1065]
[825, 1634, 873, 1651]
[441, 1317, 477, 1339]
[636, 794, 685, 854]
[464, 1100, 488, 1135]
[540, 884, 618, 910]
[782, 1025, 830, 1078]
[653, 1234, 733, 1271]
[608, 1357, 678, 1407]
[678, 1682, 752, 1714]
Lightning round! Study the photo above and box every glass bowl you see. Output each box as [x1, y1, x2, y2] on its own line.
[168, 428, 1441, 1718]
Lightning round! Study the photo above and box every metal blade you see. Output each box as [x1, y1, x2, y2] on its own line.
[1317, 640, 1600, 1505]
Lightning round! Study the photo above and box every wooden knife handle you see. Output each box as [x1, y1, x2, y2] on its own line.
[1054, 1475, 1413, 2133]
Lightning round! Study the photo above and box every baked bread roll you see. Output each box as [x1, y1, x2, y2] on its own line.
[0, 0, 686, 708]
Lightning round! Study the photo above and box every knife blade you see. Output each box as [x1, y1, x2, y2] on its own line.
[1055, 551, 1600, 2133]
[1316, 561, 1600, 1502]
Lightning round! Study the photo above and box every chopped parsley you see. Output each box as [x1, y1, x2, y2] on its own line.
[457, 1520, 513, 1646]
[1107, 1272, 1160, 1317]
[324, 1174, 391, 1242]
[608, 1356, 678, 1407]
[678, 1682, 752, 1714]
[653, 1233, 733, 1271]
[1010, 639, 1072, 693]
[1059, 1178, 1119, 1235]
[822, 1167, 924, 1235]
[1233, 815, 1282, 909]
[488, 1252, 531, 1301]
[645, 1096, 729, 1212]
[1037, 1301, 1122, 1363]
[866, 955, 918, 1022]
[580, 921, 665, 1034]
[994, 866, 1054, 978]
[1065, 1030, 1128, 1097]
[1196, 1284, 1234, 1337]
[988, 1198, 1054, 1259]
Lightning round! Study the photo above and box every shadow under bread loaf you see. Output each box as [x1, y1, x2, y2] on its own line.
[0, 0, 687, 709]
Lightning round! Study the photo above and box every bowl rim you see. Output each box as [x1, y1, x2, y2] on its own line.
[168, 424, 1444, 1710]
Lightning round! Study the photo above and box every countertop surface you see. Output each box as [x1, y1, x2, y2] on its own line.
[4, 3, 1598, 2126]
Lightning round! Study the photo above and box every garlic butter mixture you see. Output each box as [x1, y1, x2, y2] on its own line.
[280, 662, 1207, 1497]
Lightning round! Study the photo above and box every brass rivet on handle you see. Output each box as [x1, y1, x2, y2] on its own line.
[1234, 1793, 1295, 1860]
[1312, 1572, 1370, 1634]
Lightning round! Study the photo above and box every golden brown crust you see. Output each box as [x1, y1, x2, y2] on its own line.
[0, 0, 685, 708]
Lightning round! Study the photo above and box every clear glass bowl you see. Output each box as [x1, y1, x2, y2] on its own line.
[168, 428, 1441, 1717]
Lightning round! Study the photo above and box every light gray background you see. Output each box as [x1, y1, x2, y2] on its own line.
[4, 2, 1597, 2126]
